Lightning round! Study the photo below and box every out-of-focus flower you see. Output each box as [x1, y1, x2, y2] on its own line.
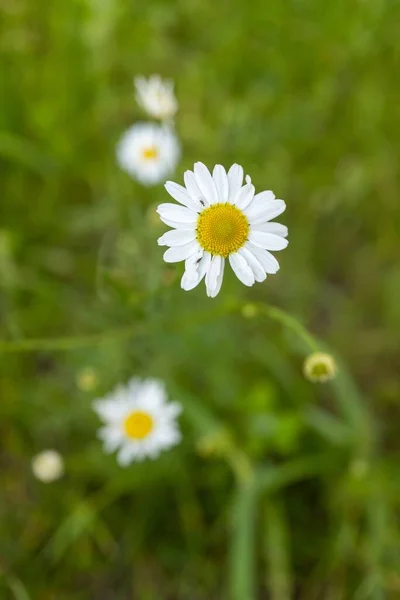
[303, 352, 337, 383]
[31, 450, 64, 483]
[117, 123, 180, 186]
[76, 367, 98, 392]
[135, 75, 178, 120]
[93, 378, 182, 466]
[157, 162, 288, 297]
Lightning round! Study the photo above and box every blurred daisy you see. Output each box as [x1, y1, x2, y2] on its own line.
[116, 123, 180, 186]
[303, 352, 337, 383]
[135, 75, 178, 120]
[31, 450, 64, 483]
[157, 162, 288, 297]
[93, 378, 182, 465]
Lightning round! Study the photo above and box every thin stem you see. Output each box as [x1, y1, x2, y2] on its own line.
[255, 304, 320, 353]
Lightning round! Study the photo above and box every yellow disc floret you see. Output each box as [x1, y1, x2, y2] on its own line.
[124, 411, 154, 439]
[196, 203, 249, 257]
[142, 145, 159, 160]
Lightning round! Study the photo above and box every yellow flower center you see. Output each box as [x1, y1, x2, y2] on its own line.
[196, 203, 249, 257]
[123, 411, 153, 439]
[141, 145, 159, 160]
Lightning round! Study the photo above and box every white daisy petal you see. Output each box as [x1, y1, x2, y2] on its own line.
[158, 216, 196, 230]
[163, 241, 201, 263]
[184, 170, 209, 207]
[158, 229, 196, 247]
[117, 443, 137, 467]
[97, 427, 123, 453]
[238, 247, 267, 282]
[253, 222, 288, 238]
[245, 242, 280, 273]
[233, 182, 255, 210]
[246, 200, 286, 225]
[157, 203, 198, 224]
[213, 164, 229, 203]
[244, 190, 274, 219]
[248, 231, 289, 251]
[205, 255, 223, 296]
[208, 257, 225, 298]
[194, 162, 219, 205]
[181, 251, 211, 291]
[229, 252, 255, 286]
[165, 181, 202, 212]
[227, 164, 244, 203]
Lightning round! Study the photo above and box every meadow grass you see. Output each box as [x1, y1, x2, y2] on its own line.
[1, 0, 400, 598]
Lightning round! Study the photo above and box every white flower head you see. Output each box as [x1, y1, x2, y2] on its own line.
[31, 450, 64, 483]
[157, 163, 288, 297]
[93, 378, 182, 466]
[135, 75, 178, 120]
[116, 123, 180, 186]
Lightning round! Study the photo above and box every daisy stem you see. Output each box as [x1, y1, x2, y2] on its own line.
[254, 304, 320, 353]
[226, 448, 254, 485]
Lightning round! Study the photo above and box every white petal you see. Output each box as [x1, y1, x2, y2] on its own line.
[181, 252, 211, 291]
[208, 258, 225, 297]
[165, 181, 202, 211]
[229, 252, 255, 286]
[250, 190, 275, 205]
[158, 216, 196, 229]
[245, 242, 280, 273]
[248, 231, 289, 250]
[253, 222, 288, 238]
[246, 200, 286, 225]
[194, 162, 219, 205]
[212, 165, 229, 203]
[117, 443, 137, 466]
[244, 191, 274, 219]
[157, 203, 198, 225]
[98, 426, 123, 453]
[161, 402, 183, 420]
[184, 170, 209, 207]
[227, 164, 244, 203]
[233, 183, 255, 210]
[163, 241, 201, 263]
[238, 247, 267, 282]
[158, 229, 196, 247]
[205, 255, 222, 295]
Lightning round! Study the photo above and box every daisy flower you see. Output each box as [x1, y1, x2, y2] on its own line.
[93, 378, 182, 466]
[135, 75, 178, 120]
[157, 162, 288, 297]
[31, 450, 64, 483]
[116, 123, 180, 186]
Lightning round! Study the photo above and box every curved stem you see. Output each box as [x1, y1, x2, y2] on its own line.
[253, 304, 320, 353]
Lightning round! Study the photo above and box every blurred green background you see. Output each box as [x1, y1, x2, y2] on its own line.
[1, 0, 400, 598]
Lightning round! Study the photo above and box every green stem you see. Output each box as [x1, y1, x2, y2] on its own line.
[253, 304, 320, 353]
[230, 478, 258, 600]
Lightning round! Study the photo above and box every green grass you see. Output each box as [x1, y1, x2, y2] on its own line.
[1, 0, 400, 598]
